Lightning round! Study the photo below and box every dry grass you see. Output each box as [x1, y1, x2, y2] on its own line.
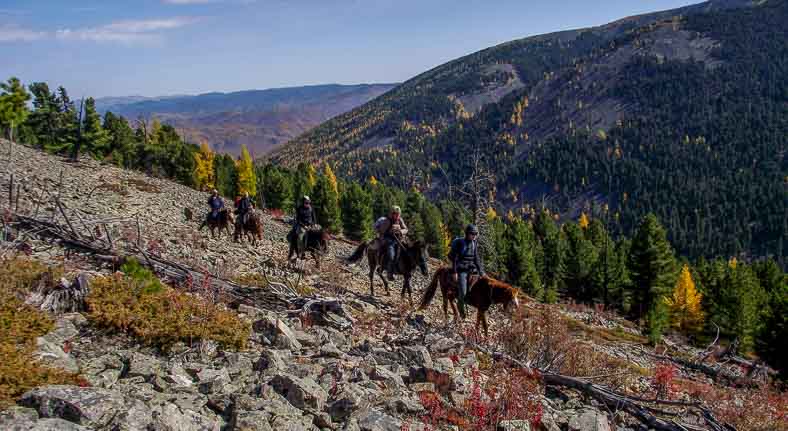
[0, 257, 79, 408]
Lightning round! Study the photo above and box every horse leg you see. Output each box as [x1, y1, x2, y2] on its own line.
[401, 274, 412, 306]
[313, 252, 320, 269]
[368, 267, 375, 297]
[481, 312, 489, 338]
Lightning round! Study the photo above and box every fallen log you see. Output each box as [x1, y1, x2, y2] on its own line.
[644, 349, 773, 388]
[12, 213, 294, 311]
[469, 342, 736, 431]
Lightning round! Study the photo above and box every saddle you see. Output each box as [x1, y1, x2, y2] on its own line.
[447, 273, 482, 293]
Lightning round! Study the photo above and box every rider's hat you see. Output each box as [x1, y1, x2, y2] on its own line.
[391, 205, 401, 214]
[303, 195, 311, 203]
[465, 224, 479, 235]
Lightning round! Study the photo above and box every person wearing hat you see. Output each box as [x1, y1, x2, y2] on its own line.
[291, 195, 316, 260]
[381, 205, 408, 280]
[448, 224, 486, 319]
[235, 191, 254, 226]
[207, 188, 224, 221]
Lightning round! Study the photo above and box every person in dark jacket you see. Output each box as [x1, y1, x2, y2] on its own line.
[207, 189, 223, 220]
[235, 192, 253, 225]
[448, 224, 485, 319]
[291, 196, 315, 259]
[382, 206, 408, 280]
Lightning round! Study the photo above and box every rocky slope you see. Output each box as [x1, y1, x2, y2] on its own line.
[0, 142, 780, 431]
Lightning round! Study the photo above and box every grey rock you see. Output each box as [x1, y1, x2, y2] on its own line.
[256, 349, 288, 372]
[498, 420, 531, 431]
[327, 384, 369, 421]
[254, 315, 303, 351]
[20, 385, 152, 430]
[399, 346, 432, 368]
[366, 365, 405, 390]
[357, 409, 402, 431]
[269, 373, 329, 412]
[408, 366, 453, 393]
[124, 351, 163, 381]
[0, 406, 39, 422]
[0, 418, 90, 431]
[568, 408, 611, 431]
[232, 410, 274, 431]
[166, 363, 195, 388]
[320, 343, 344, 359]
[34, 336, 79, 374]
[197, 367, 231, 394]
[150, 401, 223, 431]
[384, 394, 424, 415]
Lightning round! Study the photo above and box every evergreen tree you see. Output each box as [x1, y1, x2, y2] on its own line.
[54, 86, 79, 154]
[313, 163, 341, 232]
[422, 202, 449, 258]
[563, 221, 598, 301]
[193, 142, 215, 191]
[665, 264, 704, 333]
[261, 167, 293, 211]
[534, 209, 566, 293]
[712, 263, 768, 352]
[588, 219, 626, 307]
[26, 82, 59, 149]
[403, 189, 426, 243]
[370, 183, 401, 220]
[214, 154, 238, 198]
[293, 162, 317, 202]
[340, 182, 373, 241]
[628, 213, 677, 340]
[440, 200, 471, 238]
[753, 258, 787, 377]
[505, 218, 543, 298]
[103, 112, 138, 169]
[236, 145, 257, 197]
[80, 97, 110, 159]
[0, 77, 31, 142]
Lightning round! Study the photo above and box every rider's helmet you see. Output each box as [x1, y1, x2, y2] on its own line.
[303, 195, 311, 204]
[465, 224, 479, 236]
[391, 205, 401, 215]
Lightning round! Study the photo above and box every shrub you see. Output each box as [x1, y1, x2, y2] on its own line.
[0, 258, 77, 408]
[86, 272, 250, 350]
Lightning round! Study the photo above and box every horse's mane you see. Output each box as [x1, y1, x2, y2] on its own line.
[481, 277, 518, 300]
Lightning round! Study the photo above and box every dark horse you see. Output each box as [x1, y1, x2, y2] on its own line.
[287, 227, 330, 269]
[419, 267, 520, 336]
[199, 208, 233, 238]
[346, 239, 428, 304]
[233, 211, 264, 245]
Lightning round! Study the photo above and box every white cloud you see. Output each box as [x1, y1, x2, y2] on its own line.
[0, 25, 46, 42]
[55, 17, 197, 44]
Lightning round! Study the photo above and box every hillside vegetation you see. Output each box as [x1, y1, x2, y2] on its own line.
[271, 0, 787, 267]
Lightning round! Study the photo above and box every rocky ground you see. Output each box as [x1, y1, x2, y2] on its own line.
[0, 142, 774, 431]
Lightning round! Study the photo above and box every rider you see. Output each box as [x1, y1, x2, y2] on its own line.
[382, 206, 408, 281]
[235, 192, 253, 226]
[448, 224, 485, 319]
[207, 189, 223, 221]
[292, 195, 315, 259]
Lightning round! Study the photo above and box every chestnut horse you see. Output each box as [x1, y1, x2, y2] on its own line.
[233, 211, 264, 245]
[199, 208, 233, 238]
[419, 267, 520, 336]
[287, 227, 330, 269]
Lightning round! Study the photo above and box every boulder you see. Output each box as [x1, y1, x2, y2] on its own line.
[0, 418, 90, 431]
[568, 408, 611, 431]
[357, 409, 402, 431]
[269, 373, 329, 412]
[20, 385, 152, 430]
[498, 420, 531, 431]
[124, 351, 164, 381]
[150, 401, 223, 431]
[399, 346, 432, 368]
[197, 367, 231, 394]
[254, 315, 303, 351]
[256, 349, 288, 372]
[327, 384, 369, 421]
[232, 410, 274, 431]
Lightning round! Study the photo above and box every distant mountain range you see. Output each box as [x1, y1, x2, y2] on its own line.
[271, 0, 786, 264]
[95, 84, 397, 156]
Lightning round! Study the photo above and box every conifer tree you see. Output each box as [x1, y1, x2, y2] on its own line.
[422, 202, 448, 258]
[213, 154, 238, 198]
[534, 209, 566, 292]
[55, 86, 79, 155]
[628, 213, 677, 341]
[293, 162, 317, 201]
[236, 145, 257, 197]
[0, 77, 30, 142]
[80, 97, 110, 159]
[340, 182, 372, 241]
[103, 112, 138, 169]
[563, 222, 598, 301]
[403, 189, 426, 242]
[505, 218, 543, 297]
[261, 167, 293, 211]
[313, 163, 341, 232]
[665, 264, 704, 332]
[26, 82, 59, 150]
[193, 142, 215, 191]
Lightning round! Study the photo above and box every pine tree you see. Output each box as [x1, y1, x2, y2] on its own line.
[712, 263, 768, 352]
[293, 162, 317, 202]
[0, 77, 31, 142]
[26, 82, 59, 149]
[55, 86, 79, 154]
[753, 258, 788, 376]
[213, 154, 238, 198]
[193, 142, 215, 191]
[628, 213, 677, 341]
[313, 163, 341, 232]
[534, 209, 566, 292]
[403, 189, 426, 243]
[340, 182, 373, 241]
[665, 264, 704, 332]
[563, 222, 598, 301]
[422, 202, 449, 257]
[80, 97, 110, 159]
[102, 112, 138, 169]
[236, 145, 257, 197]
[505, 218, 543, 298]
[261, 167, 293, 211]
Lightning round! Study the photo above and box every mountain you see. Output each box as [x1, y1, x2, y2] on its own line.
[95, 84, 397, 156]
[272, 0, 787, 265]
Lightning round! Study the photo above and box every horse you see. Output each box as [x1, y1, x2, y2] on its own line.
[287, 226, 330, 269]
[199, 208, 233, 238]
[233, 211, 264, 245]
[419, 266, 520, 337]
[346, 238, 428, 304]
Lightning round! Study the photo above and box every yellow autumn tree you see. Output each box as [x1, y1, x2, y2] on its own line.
[235, 145, 256, 197]
[486, 207, 498, 222]
[579, 212, 590, 229]
[665, 264, 704, 332]
[193, 142, 215, 191]
[369, 175, 378, 187]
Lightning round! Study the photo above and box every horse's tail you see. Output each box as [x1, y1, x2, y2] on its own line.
[346, 242, 369, 263]
[419, 268, 442, 310]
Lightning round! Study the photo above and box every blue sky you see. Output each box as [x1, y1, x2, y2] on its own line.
[1, 0, 698, 98]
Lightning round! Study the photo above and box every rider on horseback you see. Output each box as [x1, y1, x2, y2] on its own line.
[448, 224, 485, 319]
[379, 206, 408, 281]
[291, 195, 315, 260]
[235, 192, 253, 226]
[207, 189, 224, 221]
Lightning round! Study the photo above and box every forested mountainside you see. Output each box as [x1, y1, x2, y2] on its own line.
[95, 84, 396, 156]
[271, 0, 787, 267]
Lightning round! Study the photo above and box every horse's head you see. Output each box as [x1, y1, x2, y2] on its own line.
[410, 240, 429, 276]
[317, 229, 330, 252]
[486, 277, 520, 313]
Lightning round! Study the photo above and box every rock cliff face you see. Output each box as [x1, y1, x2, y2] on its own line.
[0, 142, 768, 430]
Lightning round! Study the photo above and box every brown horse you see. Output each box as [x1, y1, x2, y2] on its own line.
[287, 227, 330, 269]
[199, 208, 233, 238]
[346, 239, 428, 304]
[419, 267, 520, 336]
[233, 211, 264, 245]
